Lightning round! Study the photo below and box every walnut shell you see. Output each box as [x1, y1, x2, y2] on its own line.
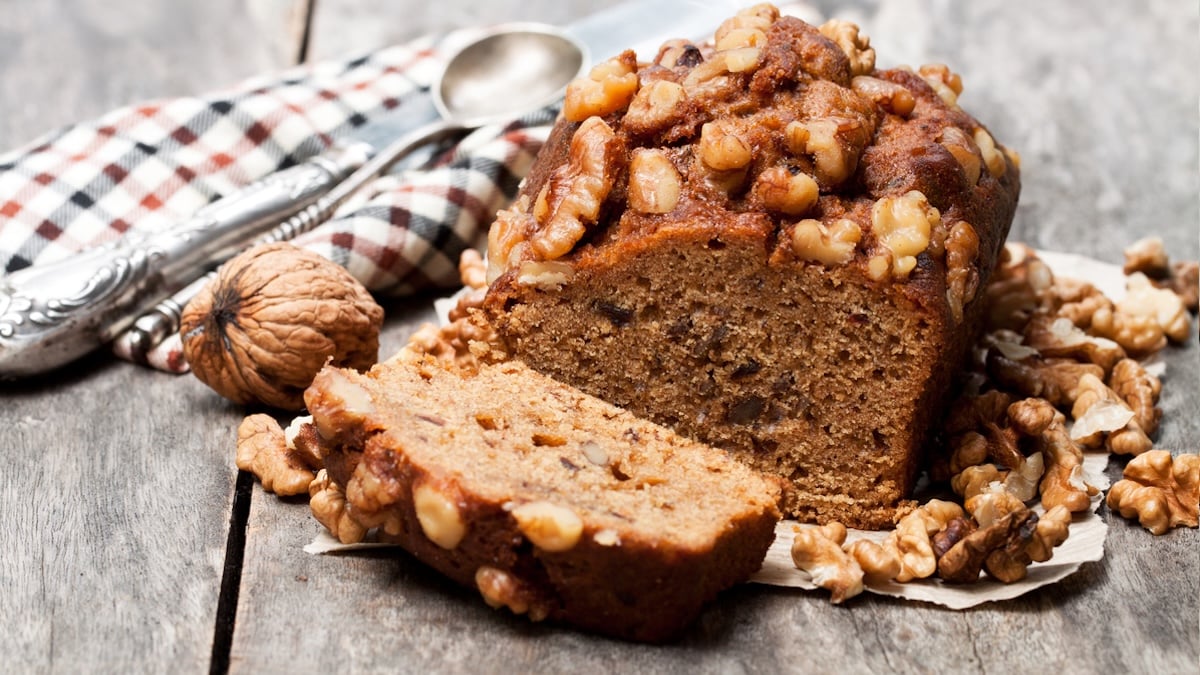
[180, 242, 383, 410]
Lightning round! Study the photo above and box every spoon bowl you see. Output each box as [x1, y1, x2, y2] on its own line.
[266, 22, 587, 219]
[436, 24, 588, 126]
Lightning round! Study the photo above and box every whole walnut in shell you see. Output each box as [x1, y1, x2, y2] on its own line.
[180, 242, 383, 410]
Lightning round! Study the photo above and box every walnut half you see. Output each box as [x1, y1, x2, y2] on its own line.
[790, 522, 864, 603]
[1107, 450, 1200, 535]
[236, 414, 317, 496]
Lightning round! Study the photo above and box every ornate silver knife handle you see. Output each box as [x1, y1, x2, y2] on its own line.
[0, 142, 372, 378]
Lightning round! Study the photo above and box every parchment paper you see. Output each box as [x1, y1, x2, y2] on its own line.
[750, 451, 1110, 607]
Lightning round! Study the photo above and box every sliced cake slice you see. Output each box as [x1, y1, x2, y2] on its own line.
[305, 357, 782, 643]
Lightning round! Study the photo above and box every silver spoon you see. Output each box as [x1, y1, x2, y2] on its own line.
[311, 22, 589, 216]
[1, 24, 586, 377]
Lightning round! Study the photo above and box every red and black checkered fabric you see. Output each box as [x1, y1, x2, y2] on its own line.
[0, 33, 551, 289]
[0, 33, 553, 371]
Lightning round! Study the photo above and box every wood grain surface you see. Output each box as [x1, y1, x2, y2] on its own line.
[0, 1, 305, 672]
[1, 1, 1197, 673]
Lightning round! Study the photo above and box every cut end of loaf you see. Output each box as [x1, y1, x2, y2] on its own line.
[487, 222, 964, 528]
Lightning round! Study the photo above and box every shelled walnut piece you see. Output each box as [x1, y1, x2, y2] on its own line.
[309, 469, 366, 544]
[236, 414, 319, 496]
[790, 522, 864, 603]
[1123, 236, 1200, 313]
[1070, 372, 1152, 456]
[1107, 451, 1200, 535]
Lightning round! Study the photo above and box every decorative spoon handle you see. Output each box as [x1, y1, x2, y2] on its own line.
[0, 142, 371, 378]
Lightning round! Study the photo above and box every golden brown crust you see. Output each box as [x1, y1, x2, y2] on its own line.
[484, 8, 1019, 528]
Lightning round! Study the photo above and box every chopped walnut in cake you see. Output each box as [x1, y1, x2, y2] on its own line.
[530, 117, 623, 262]
[413, 481, 468, 549]
[563, 52, 639, 122]
[753, 166, 819, 216]
[944, 221, 981, 323]
[867, 190, 939, 281]
[628, 149, 682, 214]
[310, 469, 367, 544]
[623, 79, 687, 135]
[791, 218, 862, 265]
[850, 76, 914, 117]
[476, 566, 553, 621]
[917, 63, 963, 109]
[483, 6, 1014, 308]
[820, 20, 875, 77]
[937, 126, 983, 186]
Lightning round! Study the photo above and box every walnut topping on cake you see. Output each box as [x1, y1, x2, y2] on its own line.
[487, 5, 1016, 312]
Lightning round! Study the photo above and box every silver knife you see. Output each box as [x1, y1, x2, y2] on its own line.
[0, 0, 745, 378]
[0, 143, 374, 379]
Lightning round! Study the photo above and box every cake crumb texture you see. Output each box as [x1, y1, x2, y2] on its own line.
[305, 357, 782, 642]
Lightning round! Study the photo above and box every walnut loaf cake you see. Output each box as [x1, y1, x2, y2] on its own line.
[305, 357, 782, 643]
[483, 5, 1021, 528]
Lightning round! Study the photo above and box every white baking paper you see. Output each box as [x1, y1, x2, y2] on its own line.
[304, 533, 395, 554]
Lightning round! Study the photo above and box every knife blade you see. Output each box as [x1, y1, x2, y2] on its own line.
[2, 0, 747, 378]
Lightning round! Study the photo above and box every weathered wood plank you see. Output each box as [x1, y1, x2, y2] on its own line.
[304, 0, 613, 62]
[0, 367, 240, 672]
[228, 1, 1199, 672]
[1, 0, 1185, 671]
[0, 0, 306, 672]
[0, 0, 306, 149]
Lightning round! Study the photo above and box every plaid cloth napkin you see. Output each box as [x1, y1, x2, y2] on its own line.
[0, 32, 553, 372]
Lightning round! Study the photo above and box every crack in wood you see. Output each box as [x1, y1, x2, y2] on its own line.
[297, 0, 317, 64]
[209, 471, 255, 675]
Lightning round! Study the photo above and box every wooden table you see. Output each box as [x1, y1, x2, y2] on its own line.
[2, 1, 1196, 672]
